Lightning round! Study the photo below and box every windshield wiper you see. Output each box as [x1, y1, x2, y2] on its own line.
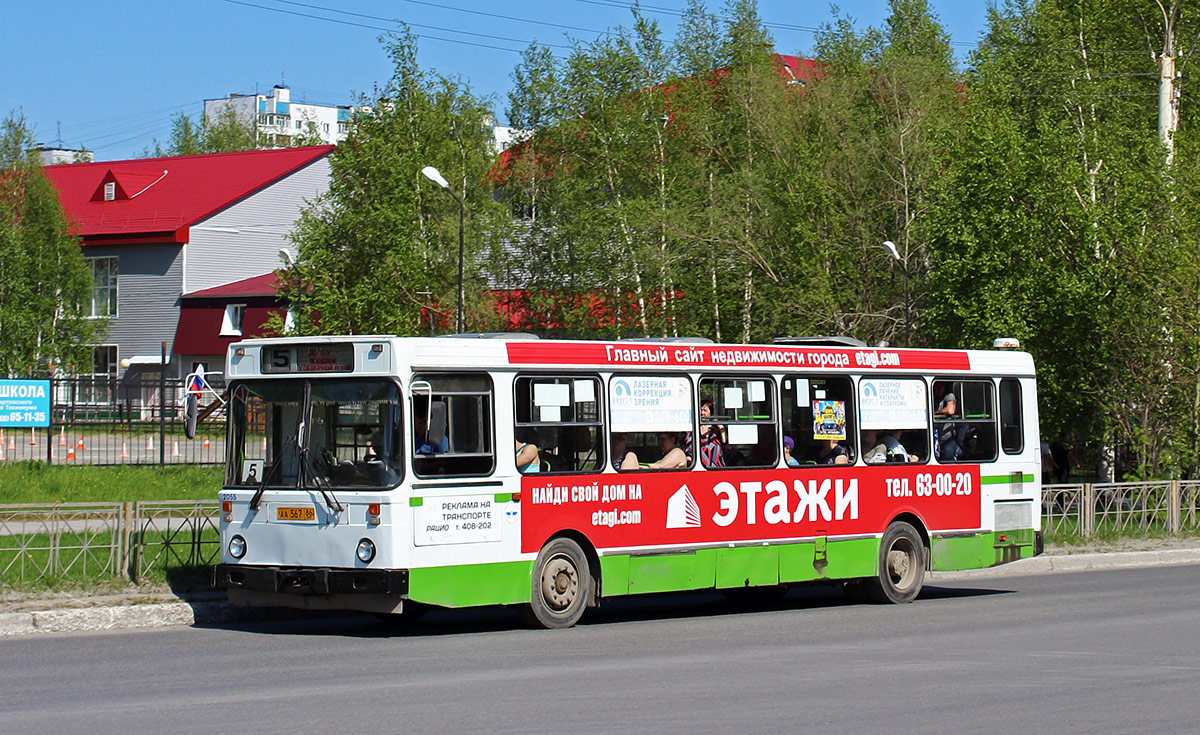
[301, 444, 344, 514]
[249, 436, 295, 512]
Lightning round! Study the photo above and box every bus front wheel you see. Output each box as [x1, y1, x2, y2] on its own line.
[523, 537, 591, 629]
[867, 521, 925, 604]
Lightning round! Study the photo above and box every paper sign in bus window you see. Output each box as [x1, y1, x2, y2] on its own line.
[573, 379, 595, 403]
[534, 383, 571, 407]
[724, 387, 744, 410]
[728, 423, 759, 444]
[795, 378, 809, 406]
[610, 376, 693, 432]
[859, 378, 928, 429]
[539, 405, 561, 422]
[242, 459, 264, 484]
[749, 381, 766, 403]
[812, 400, 846, 440]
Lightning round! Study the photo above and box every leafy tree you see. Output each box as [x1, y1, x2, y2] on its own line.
[0, 111, 104, 375]
[281, 27, 501, 336]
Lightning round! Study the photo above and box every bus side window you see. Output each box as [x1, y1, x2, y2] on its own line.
[514, 375, 603, 474]
[999, 378, 1023, 454]
[781, 376, 854, 468]
[608, 374, 694, 472]
[858, 377, 928, 464]
[932, 378, 997, 464]
[411, 373, 495, 477]
[698, 376, 776, 468]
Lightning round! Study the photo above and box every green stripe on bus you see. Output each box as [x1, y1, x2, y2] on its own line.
[406, 531, 1037, 609]
[494, 493, 513, 503]
[409, 497, 422, 507]
[980, 473, 1035, 485]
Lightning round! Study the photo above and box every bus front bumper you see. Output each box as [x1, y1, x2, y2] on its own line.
[213, 564, 409, 596]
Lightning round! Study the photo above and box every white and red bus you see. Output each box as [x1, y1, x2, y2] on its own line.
[213, 334, 1041, 628]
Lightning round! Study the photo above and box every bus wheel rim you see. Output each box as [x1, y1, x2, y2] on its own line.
[887, 543, 915, 588]
[541, 554, 578, 611]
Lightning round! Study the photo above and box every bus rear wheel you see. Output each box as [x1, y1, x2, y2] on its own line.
[522, 537, 591, 629]
[866, 521, 925, 604]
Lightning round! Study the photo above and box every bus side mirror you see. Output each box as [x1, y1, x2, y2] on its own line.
[428, 401, 447, 448]
[184, 393, 198, 439]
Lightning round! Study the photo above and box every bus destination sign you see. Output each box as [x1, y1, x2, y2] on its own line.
[263, 344, 355, 374]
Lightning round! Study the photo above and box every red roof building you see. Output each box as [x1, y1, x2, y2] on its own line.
[43, 146, 333, 386]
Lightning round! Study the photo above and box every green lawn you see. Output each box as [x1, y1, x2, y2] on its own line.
[0, 462, 223, 504]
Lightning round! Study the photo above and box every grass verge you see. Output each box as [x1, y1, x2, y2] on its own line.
[0, 462, 222, 504]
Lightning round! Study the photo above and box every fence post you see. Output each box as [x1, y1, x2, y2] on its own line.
[121, 501, 133, 579]
[46, 375, 55, 464]
[1170, 480, 1180, 534]
[1083, 483, 1095, 537]
[159, 341, 167, 466]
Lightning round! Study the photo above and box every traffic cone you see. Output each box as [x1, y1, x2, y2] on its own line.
[119, 441, 129, 459]
[66, 444, 76, 460]
[146, 435, 154, 452]
[171, 441, 180, 458]
[58, 426, 67, 446]
[7, 433, 14, 451]
[29, 428, 37, 446]
[77, 437, 85, 450]
[261, 436, 267, 452]
[203, 436, 211, 451]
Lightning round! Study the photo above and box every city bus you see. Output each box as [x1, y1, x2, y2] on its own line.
[212, 333, 1042, 628]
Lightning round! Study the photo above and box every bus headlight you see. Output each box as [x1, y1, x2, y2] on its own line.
[356, 538, 376, 563]
[229, 535, 247, 559]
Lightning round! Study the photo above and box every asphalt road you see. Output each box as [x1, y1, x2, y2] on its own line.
[1, 564, 1198, 735]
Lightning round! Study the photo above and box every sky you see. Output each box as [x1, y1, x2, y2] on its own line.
[2, 1, 990, 163]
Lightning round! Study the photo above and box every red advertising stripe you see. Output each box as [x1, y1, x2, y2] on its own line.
[520, 465, 982, 554]
[505, 342, 971, 372]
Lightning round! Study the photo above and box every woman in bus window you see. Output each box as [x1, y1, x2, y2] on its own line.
[611, 433, 639, 471]
[515, 428, 541, 474]
[650, 432, 690, 469]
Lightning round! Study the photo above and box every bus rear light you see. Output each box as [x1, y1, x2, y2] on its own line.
[367, 503, 381, 525]
[999, 534, 1008, 542]
[357, 538, 376, 563]
[512, 492, 521, 503]
[222, 501, 232, 512]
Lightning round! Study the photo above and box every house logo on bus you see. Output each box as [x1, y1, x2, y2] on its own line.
[666, 478, 861, 530]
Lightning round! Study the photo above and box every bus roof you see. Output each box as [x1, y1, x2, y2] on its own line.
[227, 333, 1035, 378]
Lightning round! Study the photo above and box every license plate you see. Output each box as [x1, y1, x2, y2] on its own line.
[276, 506, 315, 521]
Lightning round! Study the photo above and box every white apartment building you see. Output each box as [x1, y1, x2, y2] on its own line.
[204, 84, 352, 147]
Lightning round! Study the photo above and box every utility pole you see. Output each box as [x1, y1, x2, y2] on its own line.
[1157, 0, 1181, 167]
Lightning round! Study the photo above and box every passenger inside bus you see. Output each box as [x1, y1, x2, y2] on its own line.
[862, 429, 917, 464]
[611, 432, 639, 471]
[515, 428, 541, 474]
[649, 432, 690, 469]
[818, 437, 850, 465]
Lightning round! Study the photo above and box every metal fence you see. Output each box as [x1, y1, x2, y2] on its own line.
[0, 500, 220, 585]
[1042, 481, 1200, 537]
[0, 375, 225, 466]
[1, 481, 1197, 589]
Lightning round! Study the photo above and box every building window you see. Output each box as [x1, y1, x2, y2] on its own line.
[88, 257, 117, 317]
[221, 304, 246, 336]
[322, 122, 330, 133]
[295, 119, 303, 129]
[79, 345, 117, 404]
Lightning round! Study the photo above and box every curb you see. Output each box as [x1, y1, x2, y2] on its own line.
[929, 548, 1200, 580]
[4, 550, 1200, 637]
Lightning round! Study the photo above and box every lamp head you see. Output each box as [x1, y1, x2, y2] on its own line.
[882, 240, 900, 261]
[421, 166, 450, 189]
[278, 248, 295, 266]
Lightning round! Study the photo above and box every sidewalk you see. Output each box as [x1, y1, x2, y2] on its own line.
[3, 546, 1200, 637]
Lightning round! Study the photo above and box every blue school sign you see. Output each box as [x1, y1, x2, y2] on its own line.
[0, 380, 50, 427]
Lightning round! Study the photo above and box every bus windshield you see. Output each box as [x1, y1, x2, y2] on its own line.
[226, 378, 403, 490]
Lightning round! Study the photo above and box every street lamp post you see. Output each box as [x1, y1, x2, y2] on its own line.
[279, 248, 301, 335]
[420, 165, 465, 334]
[882, 240, 909, 347]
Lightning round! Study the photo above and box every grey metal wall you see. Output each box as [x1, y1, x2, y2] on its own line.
[184, 155, 331, 294]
